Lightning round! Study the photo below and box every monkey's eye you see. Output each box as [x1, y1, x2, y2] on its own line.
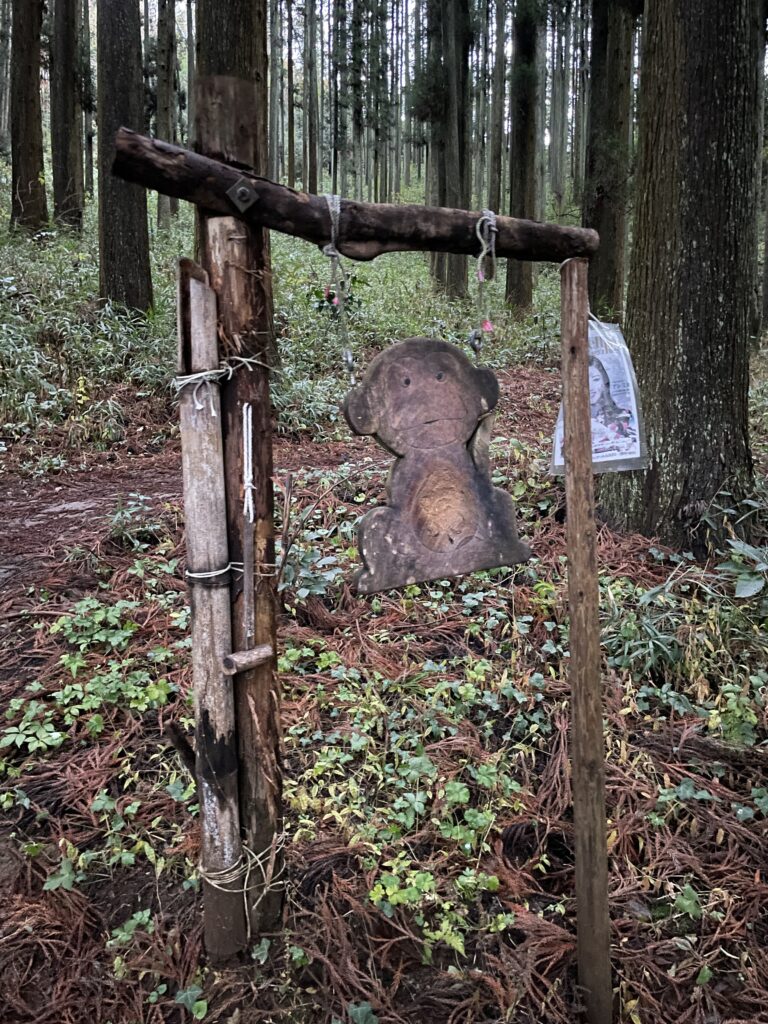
[435, 372, 444, 381]
[403, 377, 411, 386]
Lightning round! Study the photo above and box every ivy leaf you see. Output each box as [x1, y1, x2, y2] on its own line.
[735, 575, 764, 599]
[674, 884, 702, 920]
[348, 1003, 379, 1024]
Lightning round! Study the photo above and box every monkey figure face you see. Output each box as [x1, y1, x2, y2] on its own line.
[344, 338, 499, 456]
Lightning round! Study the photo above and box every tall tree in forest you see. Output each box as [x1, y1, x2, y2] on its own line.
[268, 0, 280, 180]
[570, 0, 589, 203]
[51, 0, 84, 229]
[156, 0, 177, 227]
[506, 0, 544, 309]
[419, 0, 471, 297]
[600, 0, 762, 549]
[350, 0, 364, 199]
[304, 0, 319, 192]
[97, 0, 153, 309]
[286, 0, 295, 187]
[581, 0, 637, 317]
[0, 0, 11, 157]
[487, 0, 506, 216]
[331, 0, 348, 194]
[82, 0, 95, 195]
[548, 0, 571, 216]
[187, 0, 195, 143]
[10, 0, 48, 229]
[195, 0, 282, 935]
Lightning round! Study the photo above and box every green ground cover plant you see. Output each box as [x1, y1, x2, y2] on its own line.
[2, 193, 768, 1023]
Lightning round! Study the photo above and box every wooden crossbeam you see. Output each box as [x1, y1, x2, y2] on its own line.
[112, 127, 598, 264]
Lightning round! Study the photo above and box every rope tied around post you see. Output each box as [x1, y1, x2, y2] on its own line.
[468, 209, 498, 358]
[197, 834, 288, 943]
[173, 355, 277, 418]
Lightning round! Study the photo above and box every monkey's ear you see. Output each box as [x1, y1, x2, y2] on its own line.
[475, 367, 500, 413]
[344, 386, 378, 436]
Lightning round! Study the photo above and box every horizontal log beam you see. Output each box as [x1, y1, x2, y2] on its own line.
[113, 128, 599, 264]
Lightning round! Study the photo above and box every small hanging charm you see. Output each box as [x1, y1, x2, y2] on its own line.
[344, 337, 532, 594]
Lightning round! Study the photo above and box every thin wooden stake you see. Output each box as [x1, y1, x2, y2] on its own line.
[222, 645, 273, 675]
[560, 257, 613, 1024]
[178, 258, 247, 960]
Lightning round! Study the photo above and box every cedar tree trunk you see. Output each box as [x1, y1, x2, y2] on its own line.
[599, 0, 761, 550]
[97, 0, 153, 309]
[505, 0, 543, 309]
[51, 0, 84, 229]
[10, 0, 48, 229]
[581, 0, 635, 318]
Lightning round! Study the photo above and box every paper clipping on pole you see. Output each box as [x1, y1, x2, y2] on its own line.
[551, 319, 649, 475]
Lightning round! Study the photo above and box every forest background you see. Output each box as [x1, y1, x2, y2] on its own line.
[2, 2, 768, 1023]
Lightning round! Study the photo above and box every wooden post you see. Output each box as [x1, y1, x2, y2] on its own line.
[195, 71, 283, 935]
[560, 257, 613, 1024]
[177, 259, 247, 960]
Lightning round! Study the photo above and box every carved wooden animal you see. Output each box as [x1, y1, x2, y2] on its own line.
[344, 337, 532, 593]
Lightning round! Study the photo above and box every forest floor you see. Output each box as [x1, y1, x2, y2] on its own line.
[3, 217, 768, 1024]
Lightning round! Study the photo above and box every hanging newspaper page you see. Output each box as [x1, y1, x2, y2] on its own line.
[551, 318, 648, 475]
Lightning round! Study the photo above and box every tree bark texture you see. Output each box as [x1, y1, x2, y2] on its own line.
[195, 0, 282, 936]
[600, 0, 760, 550]
[51, 0, 84, 229]
[10, 0, 48, 229]
[0, 0, 11, 157]
[187, 0, 195, 144]
[425, 0, 471, 296]
[268, 0, 280, 180]
[505, 0, 543, 309]
[487, 0, 506, 217]
[304, 0, 319, 192]
[560, 258, 613, 1024]
[286, 0, 295, 188]
[113, 128, 599, 263]
[82, 0, 95, 195]
[581, 0, 634, 318]
[97, 0, 153, 309]
[177, 260, 248, 960]
[156, 0, 177, 228]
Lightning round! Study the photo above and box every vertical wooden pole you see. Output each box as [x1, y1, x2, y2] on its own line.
[178, 259, 247, 959]
[194, 38, 282, 933]
[560, 257, 613, 1024]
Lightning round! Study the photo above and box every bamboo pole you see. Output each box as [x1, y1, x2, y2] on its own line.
[560, 257, 613, 1024]
[178, 258, 247, 960]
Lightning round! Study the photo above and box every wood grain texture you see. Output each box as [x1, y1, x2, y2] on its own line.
[344, 339, 531, 593]
[178, 262, 247, 960]
[560, 258, 612, 1024]
[195, 70, 283, 936]
[113, 127, 599, 263]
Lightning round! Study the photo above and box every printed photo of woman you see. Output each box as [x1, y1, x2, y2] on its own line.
[588, 355, 634, 445]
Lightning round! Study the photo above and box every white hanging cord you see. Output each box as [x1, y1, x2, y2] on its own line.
[242, 402, 256, 647]
[243, 402, 255, 525]
[468, 209, 498, 358]
[323, 193, 356, 384]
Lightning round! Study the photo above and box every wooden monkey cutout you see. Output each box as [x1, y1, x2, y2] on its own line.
[344, 337, 532, 594]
